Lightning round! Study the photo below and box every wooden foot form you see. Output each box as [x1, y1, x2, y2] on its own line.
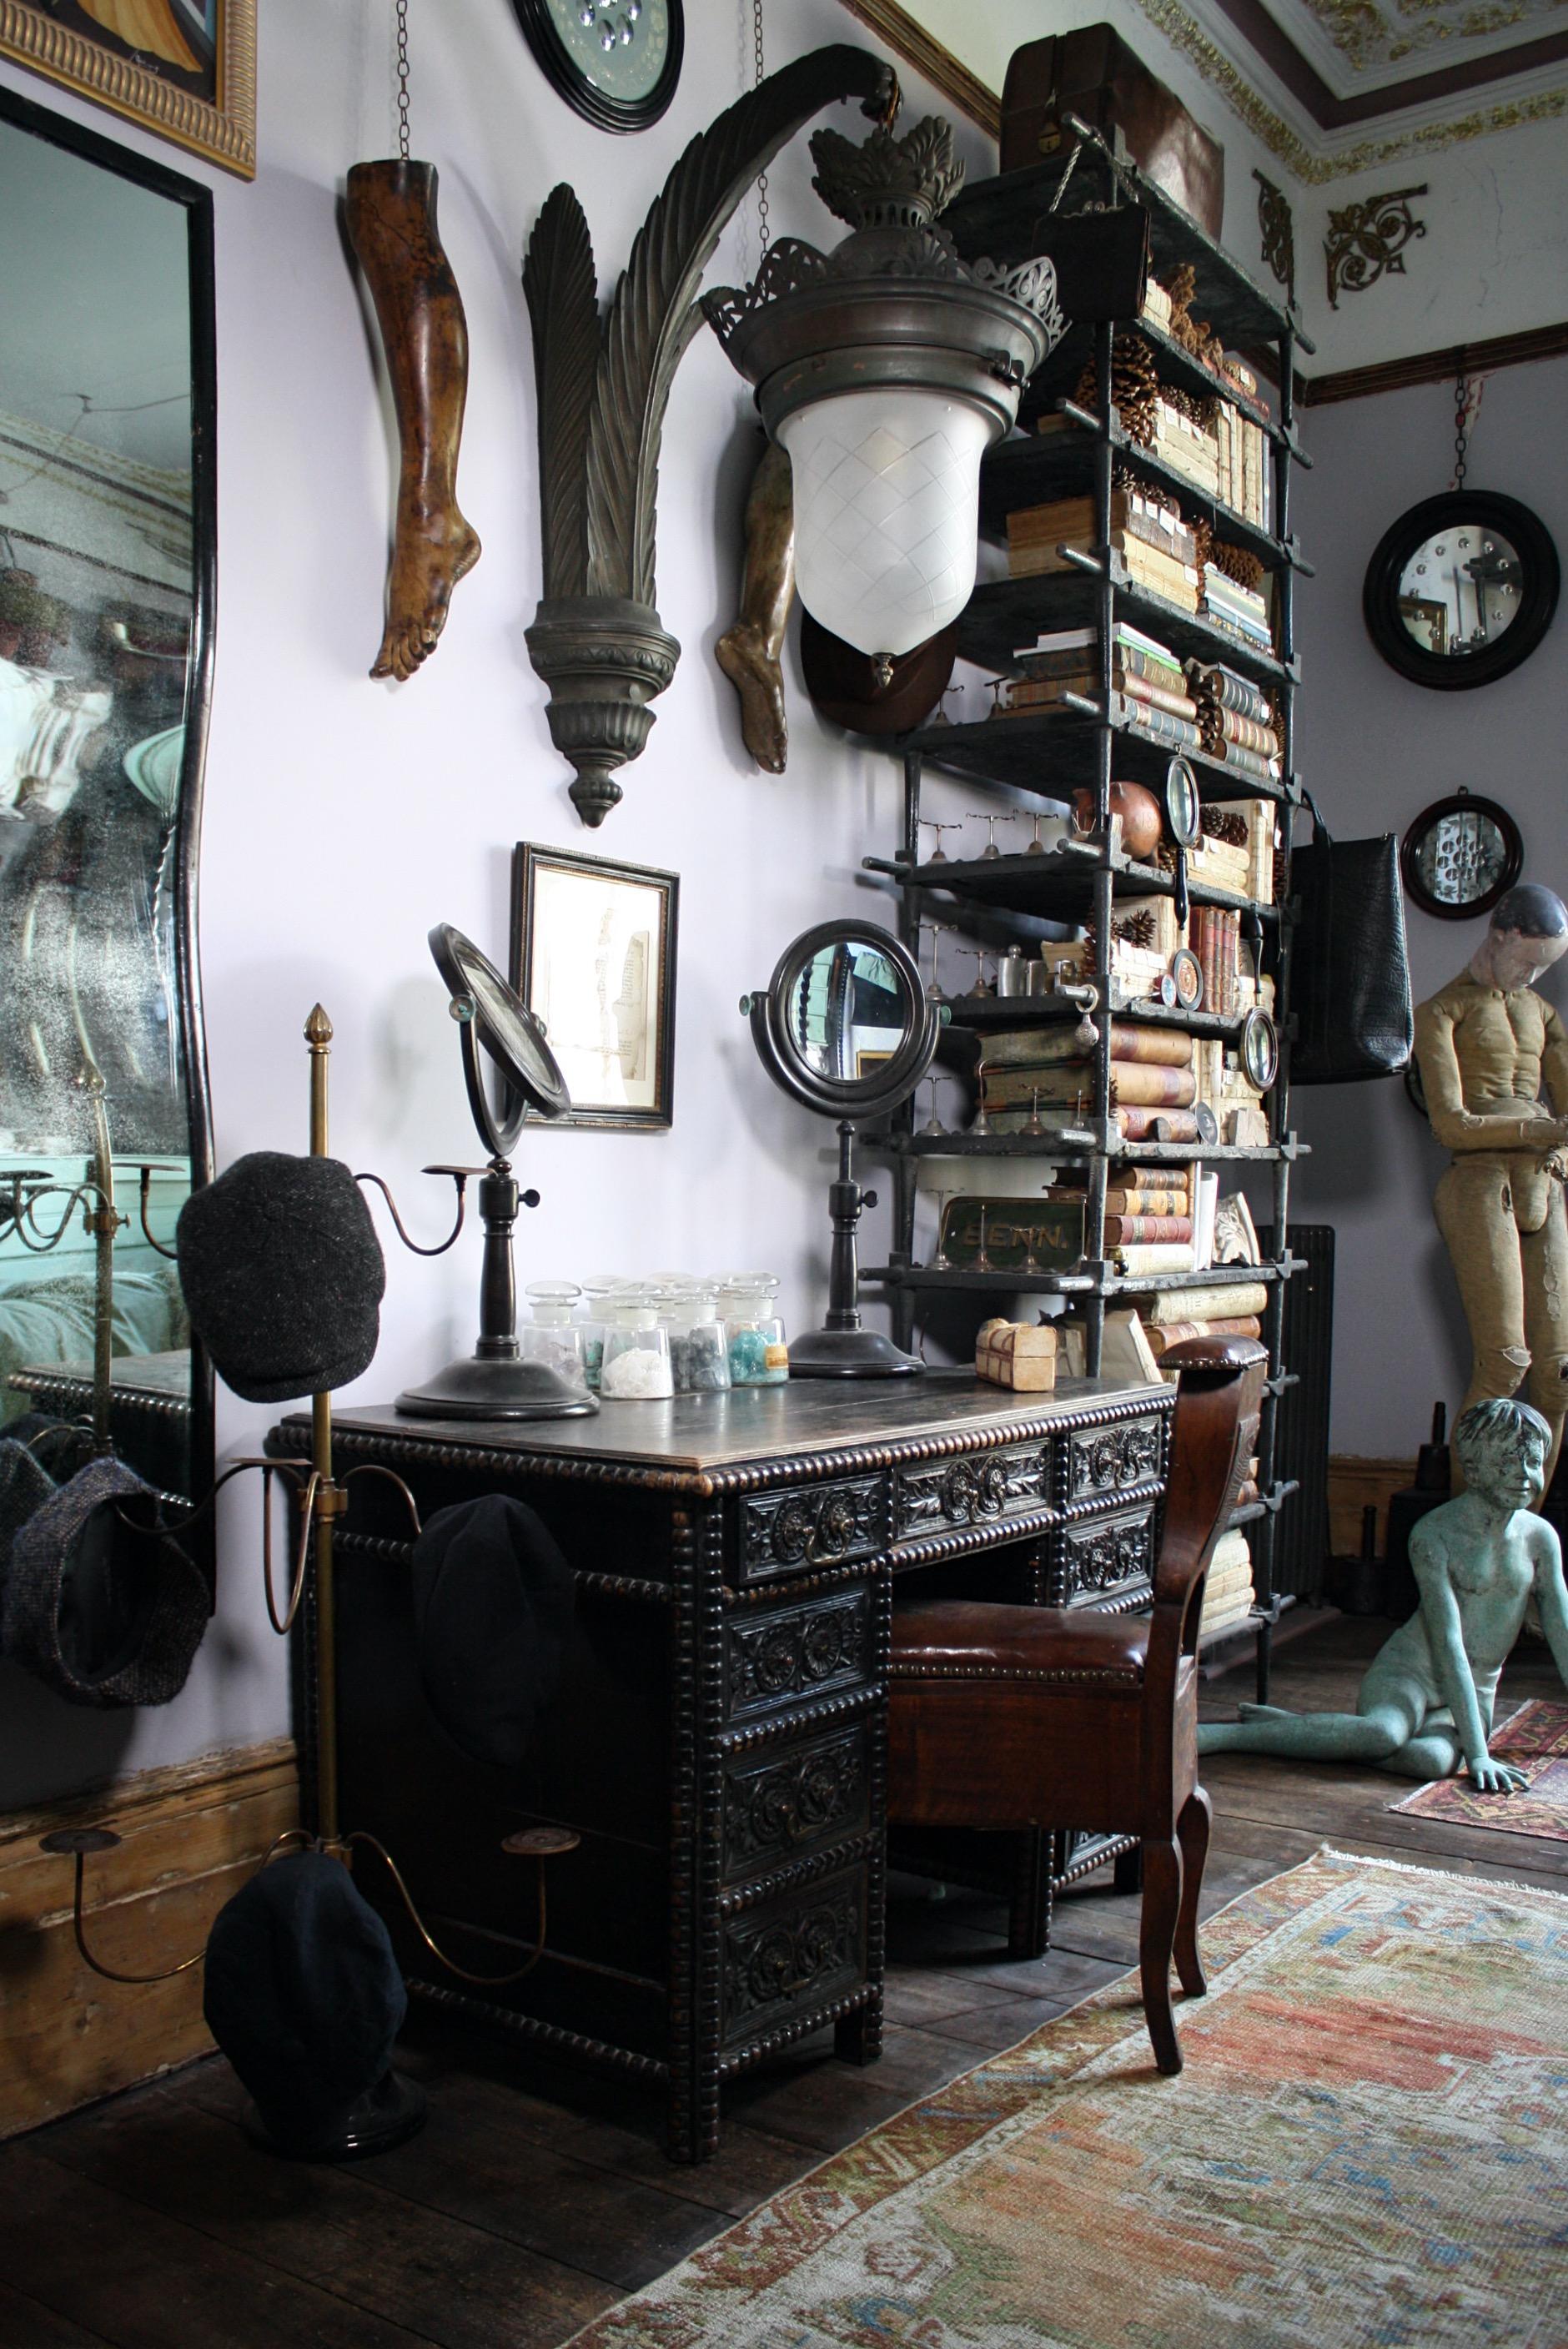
[1173, 1786, 1212, 1999]
[1138, 1836, 1184, 2075]
[347, 160, 480, 682]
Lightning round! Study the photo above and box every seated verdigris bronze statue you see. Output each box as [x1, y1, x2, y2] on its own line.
[1199, 1398, 1568, 1792]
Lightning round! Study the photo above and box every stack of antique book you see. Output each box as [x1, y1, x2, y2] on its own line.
[1047, 1153, 1196, 1275]
[1213, 367, 1271, 529]
[1201, 561, 1273, 651]
[1188, 662, 1282, 784]
[1008, 623, 1203, 753]
[980, 1019, 1201, 1152]
[1188, 903, 1243, 1016]
[1199, 1527, 1255, 1640]
[1007, 486, 1201, 616]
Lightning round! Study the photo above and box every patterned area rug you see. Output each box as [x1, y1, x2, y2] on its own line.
[1390, 1699, 1568, 1843]
[566, 1851, 1568, 2348]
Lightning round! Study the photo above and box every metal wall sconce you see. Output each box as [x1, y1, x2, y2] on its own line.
[521, 43, 1066, 825]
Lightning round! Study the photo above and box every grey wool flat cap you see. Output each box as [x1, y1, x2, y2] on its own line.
[176, 1152, 386, 1402]
[0, 1454, 209, 1708]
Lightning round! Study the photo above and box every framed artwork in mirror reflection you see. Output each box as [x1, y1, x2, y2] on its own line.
[0, 0, 257, 178]
[510, 843, 677, 1130]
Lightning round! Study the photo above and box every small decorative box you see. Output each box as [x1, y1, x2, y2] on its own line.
[975, 1318, 1059, 1392]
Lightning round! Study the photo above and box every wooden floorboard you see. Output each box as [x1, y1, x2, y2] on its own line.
[2, 1609, 1562, 2349]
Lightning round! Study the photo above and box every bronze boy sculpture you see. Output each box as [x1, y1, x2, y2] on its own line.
[1200, 1398, 1568, 1791]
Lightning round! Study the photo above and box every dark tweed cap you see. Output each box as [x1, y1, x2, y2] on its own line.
[0, 1454, 209, 1708]
[0, 1434, 57, 1584]
[410, 1494, 575, 1771]
[176, 1153, 385, 1403]
[204, 1851, 406, 2157]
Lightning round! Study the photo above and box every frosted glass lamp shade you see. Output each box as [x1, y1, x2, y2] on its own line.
[777, 390, 996, 659]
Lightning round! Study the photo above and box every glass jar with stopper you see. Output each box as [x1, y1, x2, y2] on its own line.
[720, 1272, 789, 1386]
[664, 1280, 732, 1393]
[600, 1285, 675, 1400]
[575, 1275, 621, 1391]
[520, 1280, 590, 1393]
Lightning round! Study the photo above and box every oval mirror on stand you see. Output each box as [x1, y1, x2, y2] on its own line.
[742, 921, 941, 1377]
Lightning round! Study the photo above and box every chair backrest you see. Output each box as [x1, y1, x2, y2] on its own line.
[1152, 1336, 1268, 1650]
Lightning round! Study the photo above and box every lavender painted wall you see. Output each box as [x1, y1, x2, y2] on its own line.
[1292, 352, 1568, 1457]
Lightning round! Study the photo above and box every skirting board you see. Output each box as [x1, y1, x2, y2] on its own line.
[0, 1738, 299, 2139]
[1325, 1456, 1408, 1560]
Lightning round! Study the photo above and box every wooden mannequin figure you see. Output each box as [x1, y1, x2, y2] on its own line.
[716, 439, 794, 772]
[1415, 883, 1568, 1487]
[347, 161, 481, 683]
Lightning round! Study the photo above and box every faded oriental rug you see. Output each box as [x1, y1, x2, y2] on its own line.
[566, 1850, 1568, 2349]
[1390, 1698, 1568, 1844]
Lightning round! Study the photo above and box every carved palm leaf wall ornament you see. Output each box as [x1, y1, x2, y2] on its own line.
[522, 43, 896, 826]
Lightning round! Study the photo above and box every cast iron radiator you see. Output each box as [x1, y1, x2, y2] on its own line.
[1261, 1222, 1334, 1600]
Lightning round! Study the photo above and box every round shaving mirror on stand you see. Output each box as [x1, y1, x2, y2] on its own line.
[742, 921, 942, 1378]
[396, 924, 598, 1420]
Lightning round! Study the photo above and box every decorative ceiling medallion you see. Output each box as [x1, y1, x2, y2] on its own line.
[1324, 183, 1427, 307]
[1253, 169, 1296, 304]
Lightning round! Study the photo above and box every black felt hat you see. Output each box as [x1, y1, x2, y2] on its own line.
[204, 1851, 407, 2157]
[176, 1152, 385, 1403]
[410, 1494, 575, 1771]
[0, 1433, 57, 1586]
[0, 1453, 209, 1708]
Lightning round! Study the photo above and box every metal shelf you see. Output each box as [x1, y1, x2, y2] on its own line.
[980, 424, 1290, 576]
[959, 573, 1291, 689]
[872, 846, 1281, 926]
[896, 707, 1295, 807]
[940, 993, 1249, 1040]
[868, 1129, 1302, 1165]
[865, 1260, 1292, 1298]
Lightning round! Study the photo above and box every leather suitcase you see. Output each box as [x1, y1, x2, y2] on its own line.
[1000, 25, 1224, 242]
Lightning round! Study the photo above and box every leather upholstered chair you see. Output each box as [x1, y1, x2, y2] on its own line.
[887, 1336, 1267, 2074]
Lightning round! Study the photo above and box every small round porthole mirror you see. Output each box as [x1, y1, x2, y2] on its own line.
[1364, 492, 1559, 690]
[1400, 787, 1523, 922]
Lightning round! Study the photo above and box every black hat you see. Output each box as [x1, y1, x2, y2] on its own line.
[410, 1494, 575, 1770]
[204, 1851, 407, 2157]
[0, 1454, 209, 1708]
[0, 1433, 57, 1582]
[176, 1153, 385, 1403]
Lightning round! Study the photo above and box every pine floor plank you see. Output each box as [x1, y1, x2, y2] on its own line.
[0, 2282, 116, 2349]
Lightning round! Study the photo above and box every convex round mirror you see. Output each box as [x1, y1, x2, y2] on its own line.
[1364, 492, 1559, 690]
[742, 921, 941, 1378]
[430, 920, 570, 1159]
[744, 921, 941, 1124]
[1400, 788, 1522, 921]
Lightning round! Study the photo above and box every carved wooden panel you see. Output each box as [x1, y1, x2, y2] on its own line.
[892, 1440, 1053, 1541]
[1058, 1508, 1155, 1605]
[739, 1473, 887, 1584]
[722, 1879, 862, 2043]
[725, 1588, 873, 1721]
[721, 1725, 869, 1881]
[1067, 1417, 1163, 1501]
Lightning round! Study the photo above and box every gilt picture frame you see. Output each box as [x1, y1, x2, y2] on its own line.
[510, 844, 677, 1131]
[0, 0, 257, 179]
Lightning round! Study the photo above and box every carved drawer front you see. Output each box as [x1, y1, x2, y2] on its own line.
[721, 1723, 871, 1884]
[1068, 1416, 1163, 1502]
[721, 1869, 865, 2048]
[739, 1473, 887, 1585]
[1058, 1506, 1156, 1606]
[725, 1587, 873, 1723]
[893, 1438, 1053, 1542]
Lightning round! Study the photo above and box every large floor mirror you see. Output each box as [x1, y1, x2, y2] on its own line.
[0, 86, 214, 1564]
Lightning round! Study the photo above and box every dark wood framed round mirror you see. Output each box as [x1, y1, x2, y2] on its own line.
[1400, 787, 1523, 921]
[1363, 491, 1559, 690]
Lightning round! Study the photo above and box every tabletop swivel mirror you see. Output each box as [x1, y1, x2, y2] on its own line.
[744, 921, 941, 1377]
[397, 923, 598, 1420]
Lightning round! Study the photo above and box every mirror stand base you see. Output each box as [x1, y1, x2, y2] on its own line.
[788, 1328, 924, 1379]
[395, 1351, 599, 1421]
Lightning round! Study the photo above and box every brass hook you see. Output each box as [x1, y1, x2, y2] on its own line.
[346, 1826, 578, 1988]
[135, 1164, 181, 1260]
[340, 1464, 422, 1538]
[40, 1825, 319, 1984]
[354, 1169, 469, 1257]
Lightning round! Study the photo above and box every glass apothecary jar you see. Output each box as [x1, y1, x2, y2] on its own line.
[520, 1280, 588, 1393]
[600, 1286, 675, 1400]
[720, 1272, 789, 1386]
[666, 1281, 731, 1394]
[576, 1275, 620, 1392]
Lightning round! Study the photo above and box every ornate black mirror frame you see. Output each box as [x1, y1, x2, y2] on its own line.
[1363, 490, 1560, 691]
[0, 84, 216, 1554]
[1400, 787, 1524, 922]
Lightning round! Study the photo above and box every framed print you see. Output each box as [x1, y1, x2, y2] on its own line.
[511, 844, 677, 1130]
[0, 0, 257, 179]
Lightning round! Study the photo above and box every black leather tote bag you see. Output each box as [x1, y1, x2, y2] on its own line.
[1290, 795, 1413, 1084]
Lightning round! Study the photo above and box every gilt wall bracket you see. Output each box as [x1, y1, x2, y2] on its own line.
[522, 43, 897, 825]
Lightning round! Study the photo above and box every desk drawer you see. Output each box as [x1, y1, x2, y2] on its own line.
[721, 1721, 872, 1883]
[721, 1868, 865, 2049]
[738, 1473, 887, 1586]
[1067, 1416, 1164, 1502]
[1056, 1504, 1158, 1607]
[725, 1586, 874, 1722]
[893, 1437, 1053, 1542]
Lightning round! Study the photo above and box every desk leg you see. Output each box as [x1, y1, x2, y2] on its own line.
[838, 1578, 888, 2069]
[667, 1501, 725, 2165]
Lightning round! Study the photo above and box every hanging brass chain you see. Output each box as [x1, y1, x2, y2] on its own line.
[395, 0, 411, 163]
[1451, 362, 1470, 491]
[751, 0, 769, 259]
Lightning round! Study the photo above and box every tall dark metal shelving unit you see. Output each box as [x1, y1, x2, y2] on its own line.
[862, 128, 1315, 1703]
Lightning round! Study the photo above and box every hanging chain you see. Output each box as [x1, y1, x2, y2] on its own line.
[1450, 361, 1476, 492]
[395, 0, 411, 163]
[751, 0, 770, 261]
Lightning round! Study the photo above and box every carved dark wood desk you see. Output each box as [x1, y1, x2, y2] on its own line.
[272, 1371, 1171, 2162]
